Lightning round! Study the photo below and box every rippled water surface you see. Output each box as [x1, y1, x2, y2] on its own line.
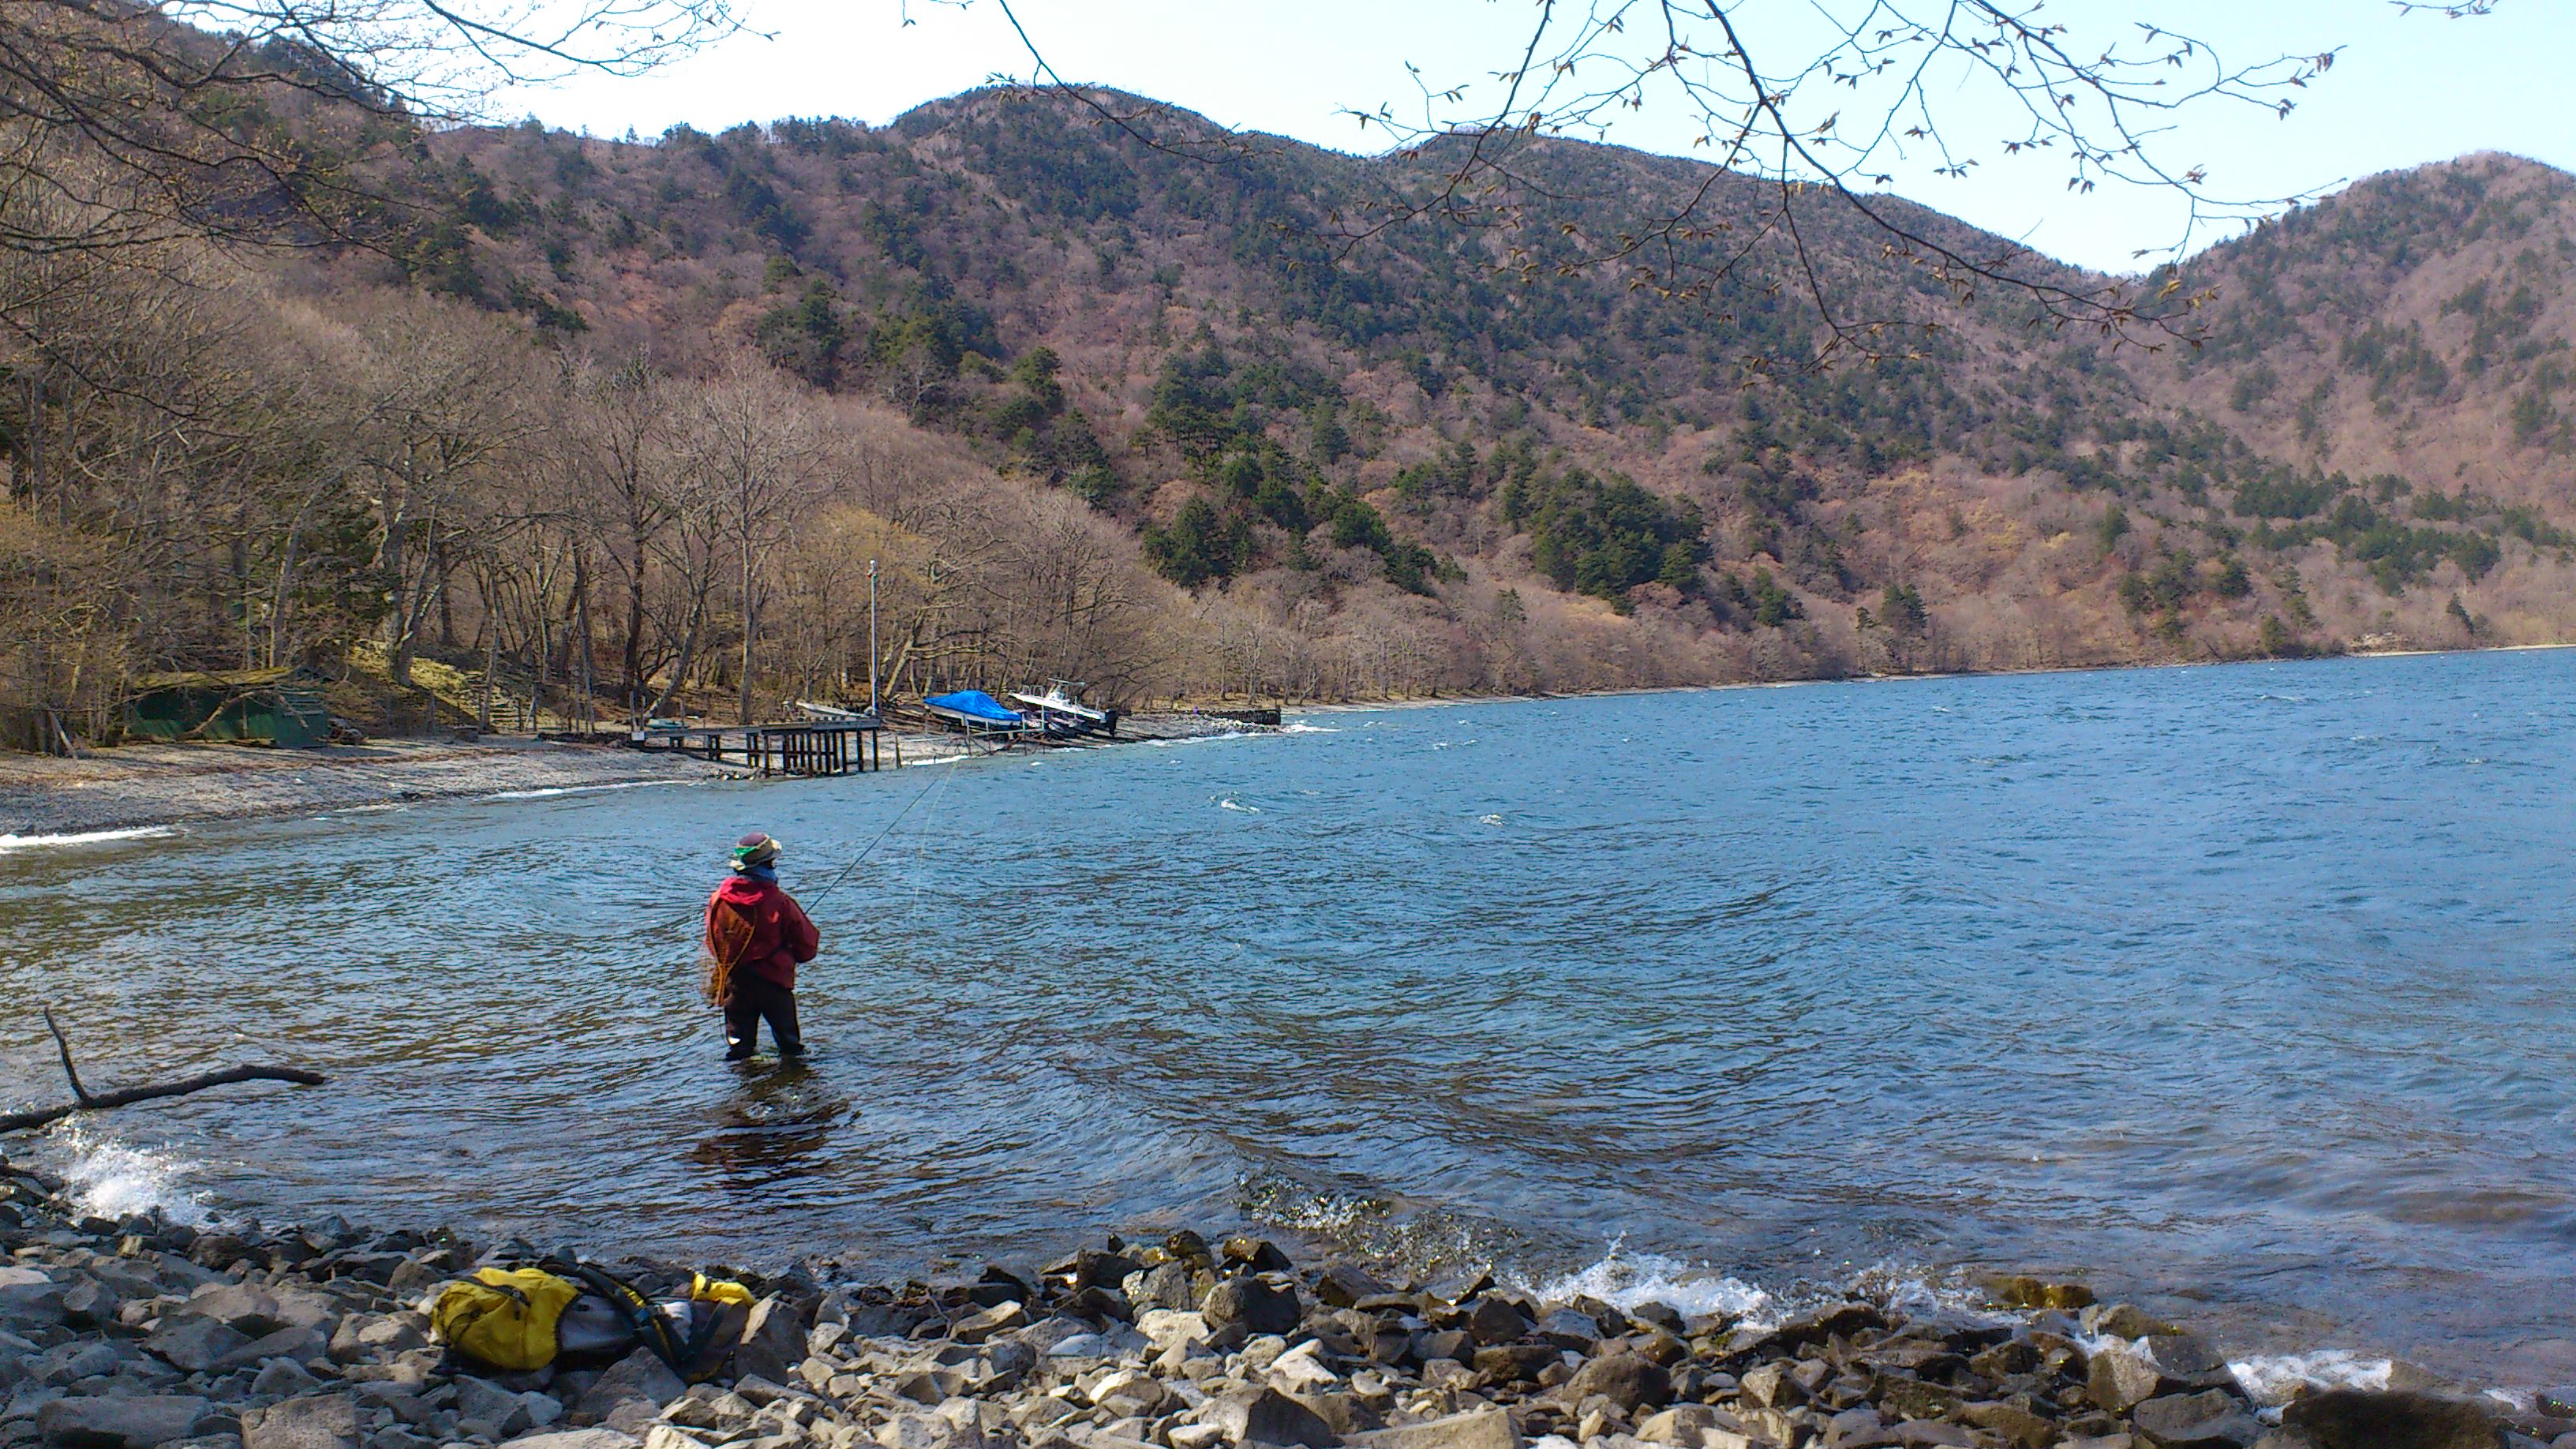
[6, 650, 2576, 1380]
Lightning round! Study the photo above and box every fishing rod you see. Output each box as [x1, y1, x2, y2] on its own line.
[796, 758, 955, 910]
[657, 735, 996, 938]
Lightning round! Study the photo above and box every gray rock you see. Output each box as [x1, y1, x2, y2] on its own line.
[496, 1433, 640, 1449]
[1204, 1387, 1336, 1449]
[1531, 1310, 1599, 1351]
[240, 1394, 360, 1449]
[2081, 1305, 2175, 1339]
[188, 1287, 285, 1339]
[1819, 1407, 1901, 1449]
[1956, 1401, 2057, 1449]
[1633, 1407, 1721, 1448]
[732, 1299, 810, 1384]
[1736, 1362, 1803, 1411]
[1290, 1392, 1383, 1440]
[249, 1364, 320, 1400]
[1461, 1298, 1528, 1347]
[874, 1409, 983, 1449]
[0, 1280, 69, 1333]
[948, 1302, 1025, 1347]
[1348, 1408, 1520, 1449]
[1470, 1345, 1559, 1384]
[209, 1330, 330, 1378]
[574, 1352, 683, 1440]
[2130, 1390, 2262, 1448]
[148, 1319, 254, 1376]
[1121, 1267, 1196, 1316]
[2088, 1344, 2178, 1413]
[29, 1345, 121, 1388]
[1563, 1353, 1672, 1414]
[2280, 1389, 2501, 1449]
[452, 1380, 532, 1441]
[1202, 1279, 1301, 1339]
[1314, 1267, 1391, 1311]
[37, 1397, 213, 1449]
[59, 1282, 121, 1331]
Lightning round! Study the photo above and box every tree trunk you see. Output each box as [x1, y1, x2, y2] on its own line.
[623, 524, 648, 720]
[738, 532, 755, 726]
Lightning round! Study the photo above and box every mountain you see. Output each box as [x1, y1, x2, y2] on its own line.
[403, 92, 2575, 692]
[21, 85, 2573, 742]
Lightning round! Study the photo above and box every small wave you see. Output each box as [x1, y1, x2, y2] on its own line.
[50, 1127, 212, 1226]
[1479, 814, 1504, 826]
[0, 825, 177, 852]
[1218, 798, 1260, 814]
[481, 780, 689, 802]
[1280, 722, 1339, 735]
[1521, 1247, 1775, 1322]
[2228, 1349, 2392, 1406]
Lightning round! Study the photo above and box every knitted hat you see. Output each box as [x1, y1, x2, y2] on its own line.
[730, 832, 781, 869]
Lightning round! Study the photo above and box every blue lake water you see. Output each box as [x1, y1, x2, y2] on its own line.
[4, 649, 2574, 1383]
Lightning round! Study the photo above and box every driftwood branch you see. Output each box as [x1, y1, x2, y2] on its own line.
[0, 1009, 326, 1134]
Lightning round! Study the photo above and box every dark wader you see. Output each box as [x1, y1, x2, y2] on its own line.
[724, 975, 803, 1059]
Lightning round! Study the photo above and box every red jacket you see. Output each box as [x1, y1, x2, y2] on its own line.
[705, 875, 819, 990]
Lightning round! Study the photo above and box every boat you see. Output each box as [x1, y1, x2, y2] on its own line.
[793, 699, 881, 725]
[1006, 680, 1119, 738]
[923, 689, 1029, 736]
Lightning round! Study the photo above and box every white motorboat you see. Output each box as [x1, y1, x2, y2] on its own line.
[1007, 680, 1117, 737]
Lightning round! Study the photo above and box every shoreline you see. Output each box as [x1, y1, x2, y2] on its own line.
[6, 639, 2566, 843]
[0, 713, 1294, 844]
[0, 739, 751, 844]
[0, 1150, 2550, 1449]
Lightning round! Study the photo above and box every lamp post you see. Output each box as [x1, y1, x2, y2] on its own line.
[868, 557, 879, 714]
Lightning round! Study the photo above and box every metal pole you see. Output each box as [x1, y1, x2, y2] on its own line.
[868, 557, 879, 714]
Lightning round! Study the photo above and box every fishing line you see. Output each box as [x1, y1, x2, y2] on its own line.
[797, 759, 955, 912]
[649, 741, 972, 940]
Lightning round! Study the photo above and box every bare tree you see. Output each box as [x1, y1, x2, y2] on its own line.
[690, 357, 818, 724]
[336, 296, 535, 687]
[0, 0, 745, 260]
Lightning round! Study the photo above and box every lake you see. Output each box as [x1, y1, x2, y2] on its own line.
[5, 648, 2573, 1387]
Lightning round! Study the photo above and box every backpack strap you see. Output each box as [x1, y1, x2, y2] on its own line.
[546, 1259, 696, 1380]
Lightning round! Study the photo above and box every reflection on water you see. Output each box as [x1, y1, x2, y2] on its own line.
[4, 648, 2576, 1383]
[690, 1061, 847, 1185]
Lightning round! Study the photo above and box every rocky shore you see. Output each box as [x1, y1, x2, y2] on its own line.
[0, 741, 743, 841]
[0, 1155, 2544, 1449]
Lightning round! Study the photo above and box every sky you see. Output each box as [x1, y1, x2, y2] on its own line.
[503, 1, 2575, 275]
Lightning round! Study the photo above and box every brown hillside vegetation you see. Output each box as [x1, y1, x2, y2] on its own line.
[9, 86, 2576, 743]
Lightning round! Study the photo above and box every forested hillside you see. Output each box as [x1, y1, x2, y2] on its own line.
[9, 79, 2575, 744]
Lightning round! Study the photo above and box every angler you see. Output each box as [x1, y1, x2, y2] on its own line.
[704, 832, 818, 1061]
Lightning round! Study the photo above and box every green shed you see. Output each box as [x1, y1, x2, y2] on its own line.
[126, 668, 331, 748]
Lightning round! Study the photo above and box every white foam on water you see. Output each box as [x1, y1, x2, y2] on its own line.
[1279, 722, 1338, 734]
[2226, 1350, 2392, 1406]
[1519, 1247, 1777, 1323]
[1217, 798, 1260, 814]
[1478, 814, 1504, 826]
[49, 1127, 212, 1227]
[0, 825, 177, 853]
[481, 780, 689, 802]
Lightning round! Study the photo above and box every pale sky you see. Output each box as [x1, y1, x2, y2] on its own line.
[505, 2, 2575, 275]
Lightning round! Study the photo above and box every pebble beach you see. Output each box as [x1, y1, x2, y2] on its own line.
[0, 1148, 2551, 1449]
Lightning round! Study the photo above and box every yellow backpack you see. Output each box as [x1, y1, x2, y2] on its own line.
[429, 1267, 585, 1372]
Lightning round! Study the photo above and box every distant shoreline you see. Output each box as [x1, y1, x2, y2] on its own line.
[7, 642, 2566, 845]
[0, 736, 751, 844]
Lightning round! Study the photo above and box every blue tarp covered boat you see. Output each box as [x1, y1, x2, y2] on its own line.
[924, 690, 1027, 734]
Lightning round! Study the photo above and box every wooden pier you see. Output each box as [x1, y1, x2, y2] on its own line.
[629, 717, 887, 777]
